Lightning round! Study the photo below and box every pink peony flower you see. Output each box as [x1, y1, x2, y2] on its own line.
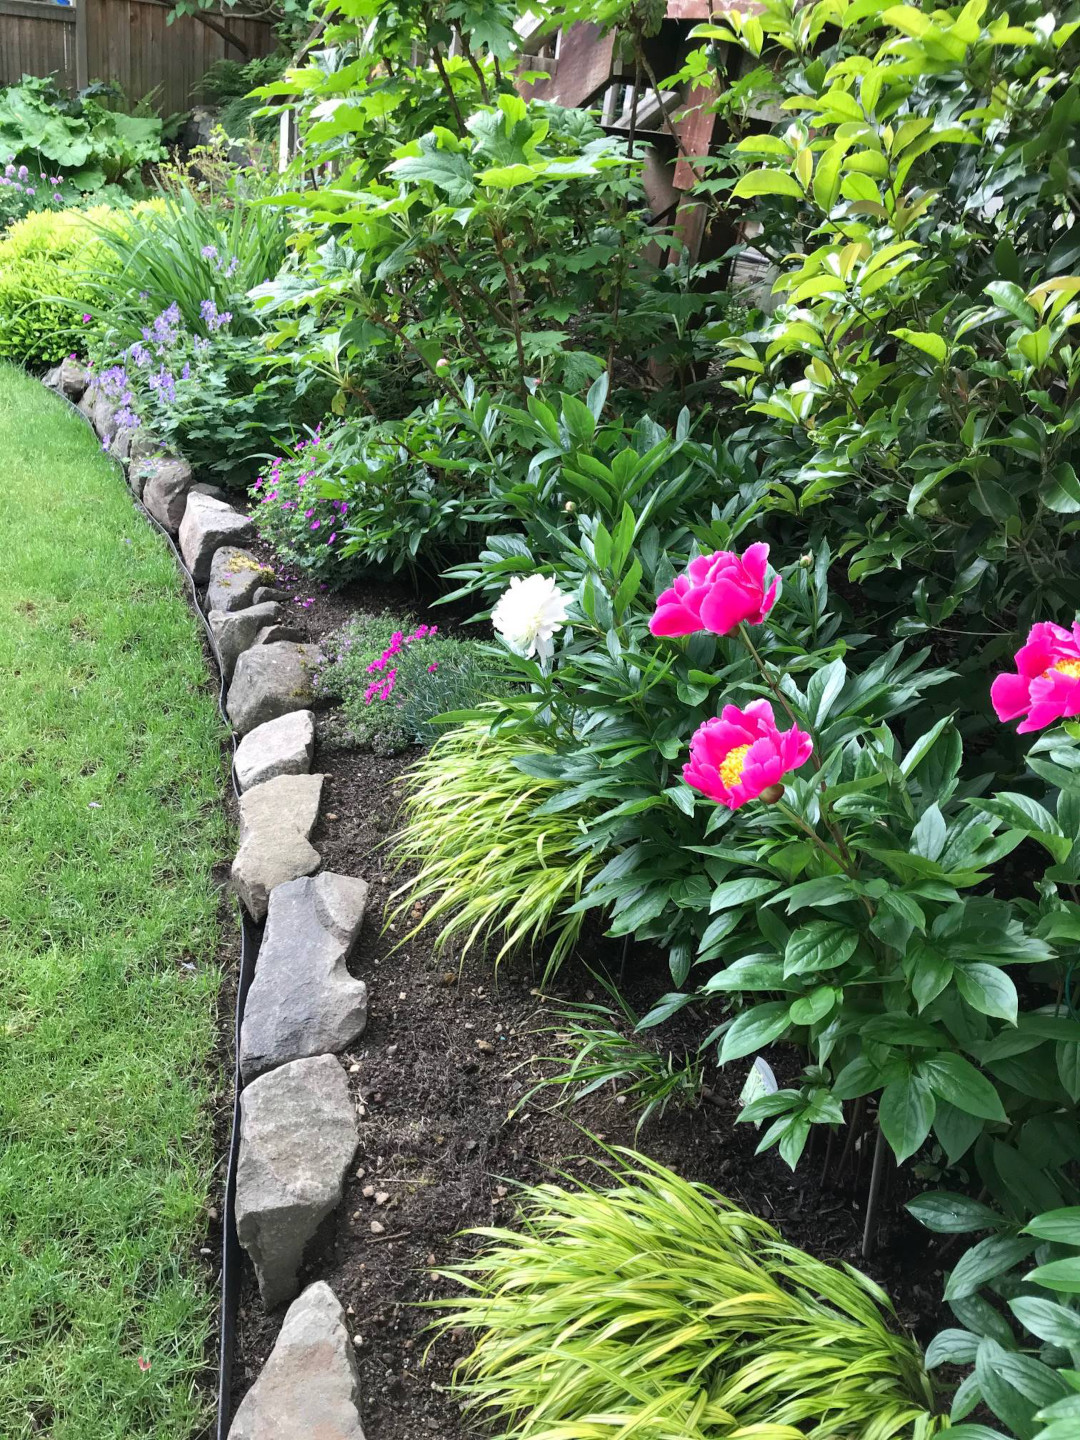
[991, 621, 1080, 733]
[650, 543, 777, 637]
[683, 699, 812, 810]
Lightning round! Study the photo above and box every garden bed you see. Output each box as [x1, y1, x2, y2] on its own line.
[225, 566, 951, 1439]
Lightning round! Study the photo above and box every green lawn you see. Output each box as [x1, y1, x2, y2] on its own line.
[0, 365, 228, 1439]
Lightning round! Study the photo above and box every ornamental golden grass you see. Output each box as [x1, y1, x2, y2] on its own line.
[433, 1152, 948, 1440]
[389, 716, 597, 973]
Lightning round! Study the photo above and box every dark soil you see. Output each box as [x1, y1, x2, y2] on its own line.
[219, 560, 952, 1438]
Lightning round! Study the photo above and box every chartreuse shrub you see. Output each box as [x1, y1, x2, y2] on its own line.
[434, 1153, 948, 1440]
[0, 206, 111, 362]
[390, 713, 599, 971]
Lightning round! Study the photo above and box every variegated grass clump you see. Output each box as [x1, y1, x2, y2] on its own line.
[434, 1153, 945, 1440]
[389, 716, 597, 973]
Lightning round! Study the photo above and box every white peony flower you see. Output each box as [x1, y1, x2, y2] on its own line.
[491, 573, 569, 662]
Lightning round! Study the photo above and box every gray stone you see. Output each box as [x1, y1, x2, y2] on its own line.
[92, 391, 119, 445]
[77, 381, 98, 421]
[226, 642, 322, 736]
[190, 482, 231, 503]
[179, 493, 256, 583]
[239, 772, 323, 845]
[108, 425, 133, 463]
[209, 603, 284, 682]
[233, 828, 321, 921]
[125, 433, 159, 495]
[235, 1056, 358, 1308]
[256, 624, 306, 645]
[45, 356, 90, 402]
[206, 546, 277, 615]
[253, 586, 291, 605]
[141, 457, 194, 533]
[240, 872, 369, 1081]
[227, 1281, 364, 1440]
[231, 772, 324, 919]
[233, 709, 315, 792]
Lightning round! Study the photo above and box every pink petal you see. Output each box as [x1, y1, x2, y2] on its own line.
[990, 672, 1031, 722]
[698, 577, 757, 634]
[740, 542, 770, 589]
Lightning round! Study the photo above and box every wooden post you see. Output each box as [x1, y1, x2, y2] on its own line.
[75, 0, 89, 88]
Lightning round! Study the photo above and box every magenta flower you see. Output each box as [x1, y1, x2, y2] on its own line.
[683, 699, 812, 811]
[650, 544, 777, 637]
[992, 621, 1080, 733]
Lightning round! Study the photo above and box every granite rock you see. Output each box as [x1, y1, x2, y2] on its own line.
[233, 709, 315, 792]
[235, 1056, 358, 1308]
[240, 872, 369, 1080]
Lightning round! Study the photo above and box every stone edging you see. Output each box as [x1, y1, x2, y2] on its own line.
[43, 361, 370, 1440]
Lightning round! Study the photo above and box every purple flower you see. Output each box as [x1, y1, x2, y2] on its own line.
[199, 298, 232, 332]
[17, 165, 27, 181]
[200, 244, 219, 260]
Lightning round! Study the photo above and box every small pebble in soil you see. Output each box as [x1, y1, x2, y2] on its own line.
[207, 1206, 220, 1222]
[375, 1191, 389, 1205]
[363, 1185, 375, 1198]
[326, 812, 339, 821]
[370, 1221, 385, 1235]
[387, 1044, 398, 1056]
[353, 1334, 363, 1348]
[355, 1166, 366, 1179]
[476, 1039, 493, 1053]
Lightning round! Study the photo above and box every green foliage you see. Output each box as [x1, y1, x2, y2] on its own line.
[197, 52, 291, 140]
[912, 1192, 1080, 1438]
[251, 2, 712, 417]
[252, 385, 517, 582]
[86, 173, 289, 346]
[87, 176, 315, 483]
[316, 612, 507, 753]
[674, 0, 1080, 659]
[0, 76, 164, 191]
[516, 976, 704, 1131]
[390, 713, 598, 971]
[434, 1151, 945, 1440]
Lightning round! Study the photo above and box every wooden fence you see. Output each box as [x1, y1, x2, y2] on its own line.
[0, 0, 276, 116]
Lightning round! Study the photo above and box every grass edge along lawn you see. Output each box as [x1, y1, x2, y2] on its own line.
[0, 364, 228, 1439]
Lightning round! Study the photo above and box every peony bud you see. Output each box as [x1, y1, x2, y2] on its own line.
[759, 783, 786, 805]
[564, 500, 576, 513]
[799, 552, 813, 568]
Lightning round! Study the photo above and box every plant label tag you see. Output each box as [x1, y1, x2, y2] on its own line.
[738, 1056, 779, 1124]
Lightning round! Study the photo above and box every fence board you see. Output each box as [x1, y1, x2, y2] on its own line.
[0, 0, 276, 115]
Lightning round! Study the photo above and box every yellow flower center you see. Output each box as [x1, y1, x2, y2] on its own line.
[720, 743, 753, 788]
[1053, 659, 1080, 679]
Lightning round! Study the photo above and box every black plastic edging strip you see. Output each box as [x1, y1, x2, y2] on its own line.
[49, 382, 254, 1440]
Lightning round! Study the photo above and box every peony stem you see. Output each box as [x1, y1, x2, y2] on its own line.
[738, 622, 858, 873]
[776, 802, 848, 871]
